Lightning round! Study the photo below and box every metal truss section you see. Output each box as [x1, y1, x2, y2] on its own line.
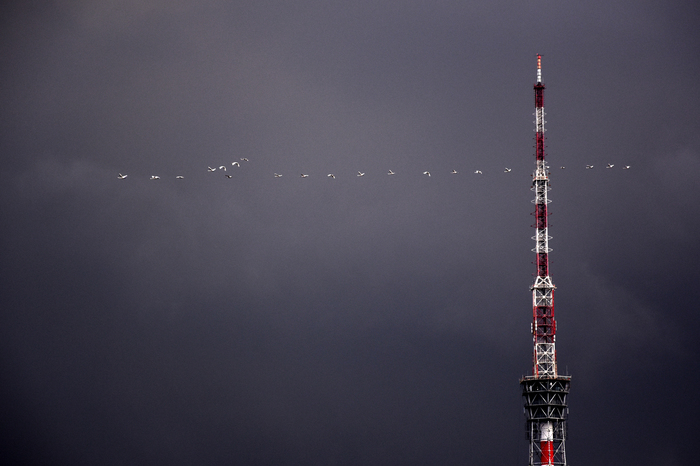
[531, 237, 552, 254]
[531, 231, 552, 244]
[531, 178, 551, 261]
[532, 276, 556, 377]
[533, 292, 553, 310]
[521, 376, 571, 466]
[532, 180, 551, 201]
[532, 276, 555, 290]
[534, 343, 556, 377]
[535, 107, 546, 133]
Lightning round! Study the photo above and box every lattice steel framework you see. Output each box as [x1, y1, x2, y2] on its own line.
[531, 54, 556, 379]
[520, 55, 570, 466]
[521, 376, 571, 466]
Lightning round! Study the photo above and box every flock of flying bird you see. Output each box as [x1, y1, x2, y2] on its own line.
[116, 160, 631, 180]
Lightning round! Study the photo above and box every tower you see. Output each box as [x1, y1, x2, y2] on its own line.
[520, 55, 571, 466]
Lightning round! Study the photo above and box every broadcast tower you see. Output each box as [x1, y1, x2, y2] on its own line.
[520, 55, 571, 466]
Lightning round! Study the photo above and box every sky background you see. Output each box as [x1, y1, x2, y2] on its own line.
[1, 1, 699, 465]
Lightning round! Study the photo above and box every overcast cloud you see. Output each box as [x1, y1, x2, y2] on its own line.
[1, 1, 699, 465]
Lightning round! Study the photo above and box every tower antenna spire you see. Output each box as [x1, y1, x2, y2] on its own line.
[520, 55, 571, 466]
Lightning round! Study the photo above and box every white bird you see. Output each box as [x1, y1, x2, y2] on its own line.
[606, 163, 614, 169]
[357, 171, 365, 177]
[232, 161, 240, 167]
[176, 175, 184, 179]
[451, 169, 458, 174]
[622, 165, 631, 170]
[474, 170, 482, 174]
[219, 165, 227, 171]
[208, 166, 216, 172]
[586, 165, 594, 169]
[300, 174, 309, 178]
[388, 170, 395, 175]
[423, 171, 431, 177]
[327, 174, 335, 179]
[225, 174, 232, 179]
[274, 173, 282, 178]
[560, 166, 566, 169]
[117, 173, 127, 179]
[504, 168, 512, 173]
[241, 157, 249, 162]
[150, 175, 160, 180]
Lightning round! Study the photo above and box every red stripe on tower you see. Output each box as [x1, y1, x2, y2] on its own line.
[540, 421, 554, 465]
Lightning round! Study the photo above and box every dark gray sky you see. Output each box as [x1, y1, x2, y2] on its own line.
[2, 1, 699, 464]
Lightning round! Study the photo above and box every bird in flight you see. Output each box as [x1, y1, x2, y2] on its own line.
[357, 171, 365, 177]
[451, 169, 458, 174]
[474, 170, 482, 174]
[274, 173, 282, 178]
[560, 166, 566, 169]
[300, 174, 309, 178]
[504, 168, 512, 173]
[232, 161, 240, 167]
[219, 165, 227, 171]
[208, 166, 216, 172]
[150, 175, 160, 180]
[387, 170, 395, 175]
[606, 163, 614, 169]
[225, 174, 232, 178]
[117, 173, 127, 179]
[423, 171, 431, 177]
[176, 175, 184, 179]
[586, 165, 594, 169]
[241, 158, 249, 162]
[622, 165, 631, 170]
[327, 174, 335, 179]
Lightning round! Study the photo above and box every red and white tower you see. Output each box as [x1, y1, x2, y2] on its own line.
[520, 55, 571, 466]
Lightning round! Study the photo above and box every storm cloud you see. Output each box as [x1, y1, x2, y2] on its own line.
[1, 1, 699, 465]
